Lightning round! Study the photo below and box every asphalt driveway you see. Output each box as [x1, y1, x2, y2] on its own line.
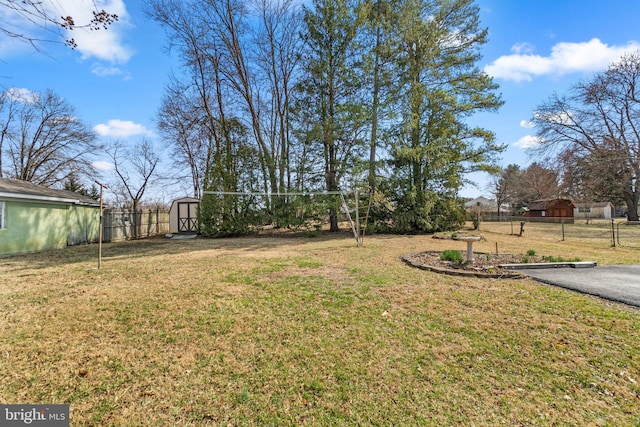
[518, 265, 640, 309]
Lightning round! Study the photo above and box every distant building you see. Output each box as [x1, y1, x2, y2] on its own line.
[573, 202, 614, 220]
[526, 198, 575, 222]
[464, 196, 500, 213]
[0, 178, 100, 256]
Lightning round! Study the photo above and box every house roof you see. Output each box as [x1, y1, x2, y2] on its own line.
[464, 196, 493, 207]
[464, 196, 500, 209]
[528, 198, 576, 211]
[574, 202, 613, 208]
[0, 178, 100, 207]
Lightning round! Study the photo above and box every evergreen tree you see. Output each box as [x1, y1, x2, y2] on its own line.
[298, 0, 369, 231]
[384, 0, 503, 233]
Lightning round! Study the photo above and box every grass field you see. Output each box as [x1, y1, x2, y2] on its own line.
[1, 222, 640, 425]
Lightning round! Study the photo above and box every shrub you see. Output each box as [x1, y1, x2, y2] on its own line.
[441, 250, 463, 262]
[542, 255, 582, 263]
[526, 249, 536, 256]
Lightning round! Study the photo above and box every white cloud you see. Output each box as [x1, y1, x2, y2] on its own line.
[511, 42, 534, 55]
[0, 0, 132, 63]
[3, 87, 39, 104]
[520, 120, 535, 128]
[485, 38, 640, 82]
[91, 64, 131, 79]
[94, 119, 154, 138]
[514, 135, 544, 149]
[534, 111, 574, 126]
[60, 0, 133, 63]
[93, 160, 114, 171]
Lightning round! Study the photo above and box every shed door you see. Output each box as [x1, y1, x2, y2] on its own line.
[178, 202, 199, 233]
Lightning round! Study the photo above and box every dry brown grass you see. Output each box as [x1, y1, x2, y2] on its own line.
[1, 223, 640, 425]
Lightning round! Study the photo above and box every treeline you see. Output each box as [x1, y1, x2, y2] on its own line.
[490, 52, 640, 222]
[146, 0, 503, 235]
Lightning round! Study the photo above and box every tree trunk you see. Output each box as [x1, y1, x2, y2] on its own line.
[368, 24, 382, 191]
[326, 169, 339, 232]
[132, 200, 140, 239]
[624, 189, 639, 221]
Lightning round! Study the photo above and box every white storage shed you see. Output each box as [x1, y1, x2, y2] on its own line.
[169, 197, 200, 234]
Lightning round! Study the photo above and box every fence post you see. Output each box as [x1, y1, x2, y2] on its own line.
[611, 219, 616, 247]
[561, 219, 565, 241]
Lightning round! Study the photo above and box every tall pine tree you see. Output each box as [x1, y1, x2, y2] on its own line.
[298, 0, 368, 231]
[385, 0, 503, 233]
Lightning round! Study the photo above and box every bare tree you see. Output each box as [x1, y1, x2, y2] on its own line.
[533, 52, 640, 221]
[149, 0, 242, 202]
[106, 139, 160, 238]
[0, 88, 99, 186]
[0, 92, 18, 177]
[519, 162, 560, 203]
[559, 147, 629, 206]
[147, 0, 301, 200]
[254, 0, 302, 194]
[0, 0, 118, 50]
[156, 77, 207, 199]
[489, 164, 520, 217]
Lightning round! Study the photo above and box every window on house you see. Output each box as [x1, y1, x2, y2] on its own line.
[0, 201, 5, 229]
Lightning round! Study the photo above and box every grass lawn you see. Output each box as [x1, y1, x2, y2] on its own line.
[1, 223, 640, 425]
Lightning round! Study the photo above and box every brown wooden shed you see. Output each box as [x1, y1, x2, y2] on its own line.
[526, 198, 575, 222]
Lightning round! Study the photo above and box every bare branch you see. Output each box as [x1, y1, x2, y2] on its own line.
[0, 0, 118, 50]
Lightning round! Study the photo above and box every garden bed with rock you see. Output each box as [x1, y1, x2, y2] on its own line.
[402, 250, 552, 278]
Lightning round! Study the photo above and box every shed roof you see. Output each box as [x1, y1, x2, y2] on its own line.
[574, 202, 613, 208]
[0, 177, 100, 207]
[528, 198, 576, 211]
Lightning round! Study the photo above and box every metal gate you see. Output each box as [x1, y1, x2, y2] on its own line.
[178, 202, 199, 233]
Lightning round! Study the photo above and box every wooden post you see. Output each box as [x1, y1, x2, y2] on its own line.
[611, 219, 616, 247]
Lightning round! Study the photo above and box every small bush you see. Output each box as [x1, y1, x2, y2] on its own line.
[441, 250, 463, 262]
[521, 256, 529, 263]
[542, 255, 582, 263]
[526, 249, 536, 256]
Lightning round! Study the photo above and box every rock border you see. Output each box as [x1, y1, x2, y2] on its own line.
[401, 252, 525, 279]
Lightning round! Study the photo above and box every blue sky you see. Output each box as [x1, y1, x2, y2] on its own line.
[2, 0, 640, 202]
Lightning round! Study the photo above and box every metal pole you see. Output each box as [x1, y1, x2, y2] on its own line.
[98, 186, 103, 269]
[95, 181, 108, 269]
[355, 190, 361, 246]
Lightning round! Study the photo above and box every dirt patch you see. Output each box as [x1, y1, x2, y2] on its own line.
[402, 251, 550, 278]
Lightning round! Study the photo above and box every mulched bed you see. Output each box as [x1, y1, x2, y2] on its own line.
[402, 251, 550, 279]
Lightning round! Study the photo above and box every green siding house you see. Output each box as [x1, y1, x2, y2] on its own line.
[0, 178, 100, 256]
